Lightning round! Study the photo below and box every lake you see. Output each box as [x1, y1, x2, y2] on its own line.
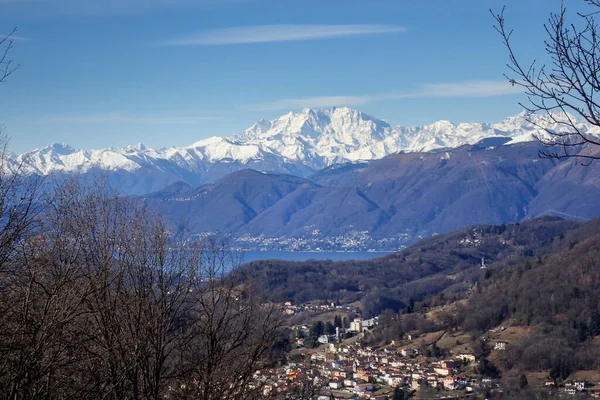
[240, 251, 392, 264]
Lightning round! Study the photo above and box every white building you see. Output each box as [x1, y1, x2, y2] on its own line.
[317, 335, 329, 344]
[494, 341, 509, 351]
[362, 317, 377, 328]
[350, 318, 363, 332]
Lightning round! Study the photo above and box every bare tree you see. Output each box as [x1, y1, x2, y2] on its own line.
[0, 136, 43, 270]
[0, 209, 94, 399]
[493, 2, 600, 163]
[0, 27, 19, 84]
[167, 239, 284, 400]
[0, 27, 42, 271]
[0, 177, 286, 400]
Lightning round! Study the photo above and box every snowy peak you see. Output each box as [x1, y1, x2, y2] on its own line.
[242, 107, 389, 140]
[492, 110, 600, 145]
[10, 108, 596, 193]
[125, 142, 147, 152]
[235, 107, 394, 164]
[35, 143, 77, 156]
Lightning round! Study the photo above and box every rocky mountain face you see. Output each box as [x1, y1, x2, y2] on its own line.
[11, 107, 594, 195]
[141, 140, 600, 250]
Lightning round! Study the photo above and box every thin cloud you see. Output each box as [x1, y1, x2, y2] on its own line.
[0, 34, 30, 41]
[157, 24, 406, 46]
[253, 80, 523, 111]
[409, 81, 524, 98]
[38, 113, 222, 125]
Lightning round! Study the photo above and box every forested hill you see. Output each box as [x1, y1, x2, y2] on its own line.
[454, 216, 600, 378]
[238, 216, 583, 317]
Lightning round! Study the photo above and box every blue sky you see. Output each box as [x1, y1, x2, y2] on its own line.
[0, 0, 571, 153]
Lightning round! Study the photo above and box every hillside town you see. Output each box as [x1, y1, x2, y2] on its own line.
[232, 231, 411, 252]
[254, 309, 600, 399]
[256, 318, 484, 399]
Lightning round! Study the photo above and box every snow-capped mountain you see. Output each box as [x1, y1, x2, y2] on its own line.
[10, 107, 597, 195]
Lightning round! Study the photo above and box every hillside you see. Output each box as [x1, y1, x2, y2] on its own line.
[356, 217, 600, 395]
[240, 216, 600, 395]
[238, 216, 580, 317]
[142, 169, 316, 233]
[453, 217, 600, 379]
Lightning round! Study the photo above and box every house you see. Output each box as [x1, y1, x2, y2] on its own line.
[350, 318, 363, 332]
[575, 380, 589, 391]
[343, 379, 357, 387]
[317, 335, 329, 344]
[390, 358, 407, 368]
[456, 353, 476, 363]
[329, 379, 343, 390]
[443, 376, 457, 389]
[353, 370, 370, 382]
[386, 375, 406, 387]
[355, 382, 373, 392]
[456, 377, 470, 387]
[362, 318, 377, 328]
[493, 341, 509, 351]
[434, 367, 452, 376]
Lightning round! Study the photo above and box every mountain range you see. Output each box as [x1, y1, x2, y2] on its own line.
[11, 107, 600, 250]
[140, 140, 600, 250]
[11, 107, 597, 196]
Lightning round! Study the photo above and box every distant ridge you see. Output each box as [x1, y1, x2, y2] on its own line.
[139, 140, 600, 250]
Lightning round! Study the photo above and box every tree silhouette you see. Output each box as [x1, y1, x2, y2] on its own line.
[492, 2, 600, 163]
[0, 27, 19, 84]
[519, 374, 529, 389]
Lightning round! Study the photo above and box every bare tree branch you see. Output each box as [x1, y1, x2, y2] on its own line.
[0, 27, 20, 84]
[492, 2, 600, 163]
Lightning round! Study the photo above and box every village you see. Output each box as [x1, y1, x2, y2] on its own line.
[254, 306, 600, 399]
[231, 230, 411, 252]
